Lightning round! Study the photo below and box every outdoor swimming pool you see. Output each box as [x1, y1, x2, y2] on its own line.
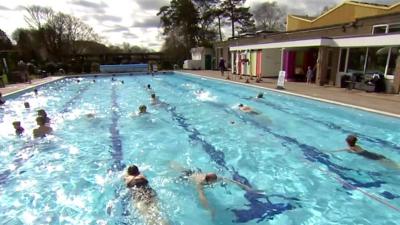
[0, 72, 399, 225]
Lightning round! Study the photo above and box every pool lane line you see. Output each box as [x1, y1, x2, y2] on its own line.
[109, 83, 125, 171]
[177, 74, 400, 152]
[177, 71, 400, 119]
[160, 77, 388, 189]
[147, 80, 299, 223]
[300, 158, 400, 213]
[0, 80, 94, 186]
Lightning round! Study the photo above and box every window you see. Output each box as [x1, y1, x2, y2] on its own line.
[347, 48, 367, 73]
[339, 48, 348, 72]
[388, 24, 400, 34]
[387, 47, 399, 76]
[372, 25, 388, 34]
[365, 47, 388, 75]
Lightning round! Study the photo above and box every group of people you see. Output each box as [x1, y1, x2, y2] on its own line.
[12, 108, 53, 138]
[3, 89, 53, 138]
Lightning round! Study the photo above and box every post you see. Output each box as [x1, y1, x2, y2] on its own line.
[316, 47, 329, 86]
[393, 55, 400, 94]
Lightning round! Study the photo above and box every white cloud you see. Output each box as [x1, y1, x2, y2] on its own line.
[0, 0, 165, 50]
[1, 0, 398, 51]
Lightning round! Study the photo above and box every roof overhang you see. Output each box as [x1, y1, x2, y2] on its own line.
[229, 34, 400, 51]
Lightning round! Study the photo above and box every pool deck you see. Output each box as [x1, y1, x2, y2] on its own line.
[183, 70, 400, 117]
[1, 76, 63, 96]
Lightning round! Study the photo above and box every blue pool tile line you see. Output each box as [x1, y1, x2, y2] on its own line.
[109, 84, 125, 172]
[163, 76, 391, 193]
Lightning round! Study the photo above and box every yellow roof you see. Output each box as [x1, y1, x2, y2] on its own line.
[287, 1, 400, 31]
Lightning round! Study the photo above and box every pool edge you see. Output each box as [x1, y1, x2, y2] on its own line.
[3, 76, 65, 99]
[176, 71, 400, 119]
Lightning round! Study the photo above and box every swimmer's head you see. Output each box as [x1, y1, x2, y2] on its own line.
[147, 84, 151, 89]
[24, 102, 30, 109]
[205, 173, 218, 183]
[257, 93, 263, 98]
[121, 80, 124, 84]
[36, 116, 46, 126]
[34, 89, 38, 95]
[238, 104, 243, 107]
[151, 93, 156, 99]
[139, 105, 147, 113]
[127, 165, 140, 176]
[93, 79, 96, 83]
[37, 109, 47, 117]
[12, 121, 21, 128]
[346, 135, 358, 147]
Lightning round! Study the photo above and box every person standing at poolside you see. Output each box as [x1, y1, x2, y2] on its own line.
[219, 58, 226, 77]
[124, 165, 170, 225]
[306, 66, 314, 84]
[0, 92, 6, 105]
[33, 116, 53, 138]
[12, 121, 25, 136]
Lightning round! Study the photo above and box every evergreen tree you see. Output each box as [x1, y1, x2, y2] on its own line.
[220, 0, 255, 37]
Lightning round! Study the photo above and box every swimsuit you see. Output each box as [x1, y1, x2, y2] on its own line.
[357, 150, 385, 160]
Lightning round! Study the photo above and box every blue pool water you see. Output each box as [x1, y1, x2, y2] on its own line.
[0, 72, 399, 225]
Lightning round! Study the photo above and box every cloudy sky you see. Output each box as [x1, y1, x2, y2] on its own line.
[0, 0, 397, 51]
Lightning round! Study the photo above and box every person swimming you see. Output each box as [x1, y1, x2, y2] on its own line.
[124, 165, 169, 225]
[238, 104, 259, 114]
[37, 109, 51, 124]
[34, 89, 38, 96]
[24, 102, 30, 109]
[138, 105, 147, 114]
[12, 121, 25, 136]
[150, 94, 158, 105]
[33, 116, 53, 138]
[147, 84, 151, 89]
[256, 92, 263, 99]
[330, 135, 399, 169]
[171, 162, 259, 218]
[345, 135, 386, 160]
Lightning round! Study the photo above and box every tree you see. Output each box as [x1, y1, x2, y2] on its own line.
[158, 0, 200, 61]
[23, 5, 99, 60]
[252, 1, 286, 31]
[192, 0, 219, 45]
[220, 0, 255, 37]
[0, 29, 12, 50]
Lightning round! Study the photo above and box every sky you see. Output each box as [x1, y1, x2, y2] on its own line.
[0, 0, 398, 51]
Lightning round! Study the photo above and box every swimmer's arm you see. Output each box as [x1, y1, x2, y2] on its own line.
[222, 178, 260, 193]
[196, 184, 214, 217]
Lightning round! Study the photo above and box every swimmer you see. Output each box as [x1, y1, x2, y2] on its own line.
[93, 79, 96, 83]
[124, 165, 169, 225]
[34, 89, 38, 96]
[0, 92, 5, 105]
[24, 102, 30, 109]
[138, 105, 147, 114]
[86, 113, 96, 118]
[121, 80, 124, 84]
[33, 116, 53, 138]
[238, 104, 259, 114]
[37, 109, 51, 124]
[12, 121, 25, 135]
[331, 135, 399, 169]
[256, 92, 263, 99]
[171, 162, 260, 218]
[150, 94, 158, 105]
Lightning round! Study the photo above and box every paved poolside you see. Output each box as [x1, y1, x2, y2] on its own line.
[183, 70, 400, 116]
[1, 76, 63, 95]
